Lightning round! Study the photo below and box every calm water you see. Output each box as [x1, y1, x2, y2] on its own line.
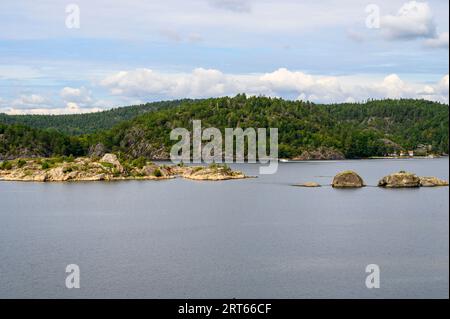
[0, 158, 448, 298]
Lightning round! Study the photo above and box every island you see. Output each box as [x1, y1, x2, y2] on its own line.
[0, 154, 247, 182]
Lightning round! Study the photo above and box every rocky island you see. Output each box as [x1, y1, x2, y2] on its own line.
[332, 170, 365, 188]
[0, 154, 247, 182]
[293, 170, 448, 189]
[378, 171, 449, 188]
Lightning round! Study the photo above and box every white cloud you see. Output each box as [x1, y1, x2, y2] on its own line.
[60, 86, 93, 105]
[100, 67, 450, 104]
[1, 88, 102, 115]
[381, 1, 437, 40]
[11, 94, 48, 108]
[2, 103, 102, 115]
[424, 31, 449, 48]
[3, 70, 448, 115]
[0, 0, 371, 41]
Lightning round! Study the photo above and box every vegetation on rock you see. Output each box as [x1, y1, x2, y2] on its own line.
[0, 154, 247, 182]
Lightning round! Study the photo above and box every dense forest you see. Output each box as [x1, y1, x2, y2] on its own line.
[1, 95, 448, 160]
[0, 99, 192, 134]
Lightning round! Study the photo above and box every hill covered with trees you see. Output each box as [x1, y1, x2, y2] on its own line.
[0, 99, 192, 135]
[1, 95, 448, 160]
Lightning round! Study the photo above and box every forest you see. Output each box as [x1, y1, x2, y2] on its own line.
[1, 95, 448, 160]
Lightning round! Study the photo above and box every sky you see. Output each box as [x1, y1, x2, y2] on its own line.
[0, 0, 448, 114]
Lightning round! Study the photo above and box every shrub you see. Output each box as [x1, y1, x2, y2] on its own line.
[41, 161, 51, 170]
[64, 155, 75, 163]
[17, 159, 27, 168]
[208, 162, 219, 169]
[62, 166, 74, 173]
[153, 168, 163, 177]
[100, 162, 114, 169]
[193, 166, 203, 173]
[1, 161, 13, 170]
[131, 156, 147, 169]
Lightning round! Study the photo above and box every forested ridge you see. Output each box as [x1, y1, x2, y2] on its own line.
[0, 99, 192, 134]
[1, 95, 448, 160]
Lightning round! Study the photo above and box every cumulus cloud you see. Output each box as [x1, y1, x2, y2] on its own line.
[11, 94, 48, 108]
[60, 86, 93, 105]
[424, 31, 449, 48]
[100, 67, 450, 104]
[3, 70, 448, 115]
[381, 1, 437, 40]
[0, 87, 102, 115]
[418, 74, 449, 101]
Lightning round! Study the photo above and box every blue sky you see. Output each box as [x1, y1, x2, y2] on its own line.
[0, 0, 448, 114]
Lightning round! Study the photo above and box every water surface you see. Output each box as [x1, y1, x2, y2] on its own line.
[0, 158, 448, 298]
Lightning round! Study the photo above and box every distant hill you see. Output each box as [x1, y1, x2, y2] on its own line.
[0, 99, 193, 135]
[1, 95, 448, 160]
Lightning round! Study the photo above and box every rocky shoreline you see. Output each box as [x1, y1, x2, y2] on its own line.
[0, 154, 247, 182]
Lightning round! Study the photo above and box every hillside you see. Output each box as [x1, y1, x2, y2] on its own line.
[1, 95, 448, 160]
[0, 99, 192, 135]
[91, 95, 449, 159]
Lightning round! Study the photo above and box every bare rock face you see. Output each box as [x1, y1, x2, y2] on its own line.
[332, 171, 365, 188]
[419, 176, 449, 187]
[88, 143, 106, 158]
[100, 153, 124, 173]
[294, 147, 345, 161]
[48, 167, 68, 181]
[378, 171, 420, 188]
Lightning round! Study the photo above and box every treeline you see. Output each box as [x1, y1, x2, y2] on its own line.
[0, 99, 192, 135]
[0, 123, 88, 160]
[1, 95, 449, 160]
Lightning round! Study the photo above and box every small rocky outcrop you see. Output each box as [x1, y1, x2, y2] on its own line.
[419, 176, 449, 187]
[100, 153, 124, 173]
[378, 171, 420, 188]
[332, 170, 365, 188]
[293, 182, 321, 187]
[182, 164, 246, 181]
[294, 147, 345, 161]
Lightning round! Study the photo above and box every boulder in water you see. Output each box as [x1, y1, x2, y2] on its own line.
[378, 171, 420, 188]
[332, 171, 365, 188]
